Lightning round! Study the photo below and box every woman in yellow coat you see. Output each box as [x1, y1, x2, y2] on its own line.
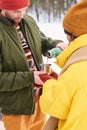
[40, 1, 87, 130]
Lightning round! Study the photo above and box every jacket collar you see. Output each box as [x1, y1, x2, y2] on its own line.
[55, 34, 87, 68]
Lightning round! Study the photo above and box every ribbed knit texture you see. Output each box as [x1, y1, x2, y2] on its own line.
[13, 23, 36, 71]
[0, 0, 30, 10]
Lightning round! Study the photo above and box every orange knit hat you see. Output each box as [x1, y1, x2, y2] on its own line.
[0, 0, 30, 10]
[63, 1, 87, 36]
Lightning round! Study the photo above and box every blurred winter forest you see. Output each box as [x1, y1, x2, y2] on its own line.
[27, 0, 79, 22]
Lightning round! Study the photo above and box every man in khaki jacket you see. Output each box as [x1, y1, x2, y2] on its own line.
[0, 0, 67, 130]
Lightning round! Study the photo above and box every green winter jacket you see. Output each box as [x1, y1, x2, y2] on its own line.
[0, 14, 62, 115]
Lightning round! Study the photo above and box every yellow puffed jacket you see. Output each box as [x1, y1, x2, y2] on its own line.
[40, 34, 87, 130]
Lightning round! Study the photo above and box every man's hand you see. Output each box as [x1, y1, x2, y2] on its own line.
[34, 71, 46, 85]
[34, 71, 58, 102]
[56, 42, 68, 50]
[34, 70, 58, 85]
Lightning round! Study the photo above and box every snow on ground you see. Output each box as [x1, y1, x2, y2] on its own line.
[37, 22, 68, 74]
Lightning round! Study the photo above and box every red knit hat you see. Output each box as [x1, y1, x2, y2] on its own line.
[0, 0, 30, 10]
